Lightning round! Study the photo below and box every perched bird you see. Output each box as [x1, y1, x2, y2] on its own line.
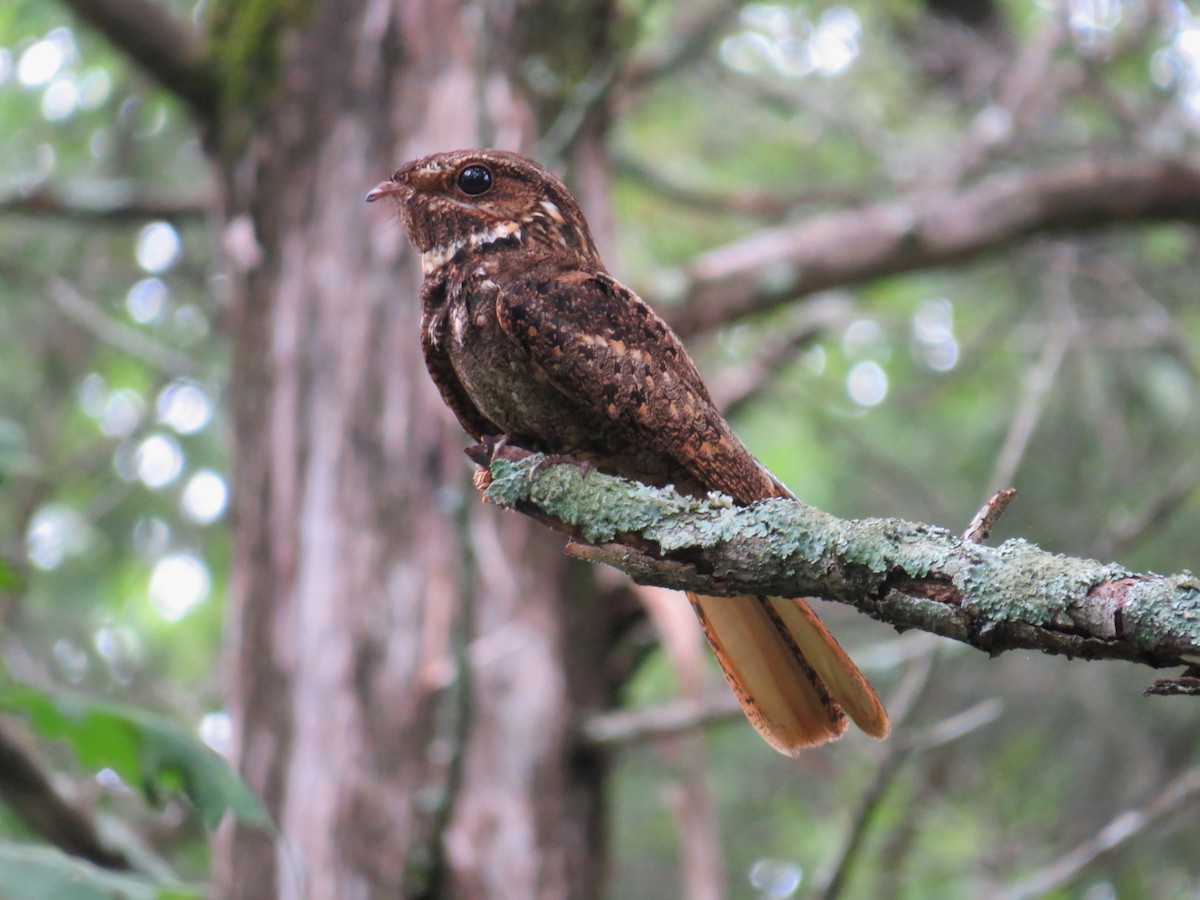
[367, 149, 889, 754]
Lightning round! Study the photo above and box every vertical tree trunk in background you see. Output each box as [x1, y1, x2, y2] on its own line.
[212, 2, 618, 896]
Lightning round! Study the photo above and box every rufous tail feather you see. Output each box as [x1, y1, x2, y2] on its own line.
[687, 592, 888, 756]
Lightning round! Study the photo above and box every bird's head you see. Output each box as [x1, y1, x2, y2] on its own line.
[367, 149, 601, 274]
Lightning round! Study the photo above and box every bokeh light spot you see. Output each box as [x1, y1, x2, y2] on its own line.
[182, 470, 228, 525]
[136, 221, 181, 274]
[149, 553, 211, 622]
[135, 433, 184, 489]
[846, 360, 888, 407]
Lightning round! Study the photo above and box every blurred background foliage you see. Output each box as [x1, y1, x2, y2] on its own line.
[1, 0, 1199, 896]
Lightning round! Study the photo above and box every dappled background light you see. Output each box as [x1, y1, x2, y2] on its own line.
[127, 277, 168, 323]
[748, 858, 803, 898]
[846, 359, 888, 407]
[135, 221, 181, 273]
[149, 552, 211, 622]
[182, 470, 227, 524]
[157, 380, 213, 434]
[25, 504, 91, 571]
[135, 433, 184, 489]
[721, 4, 862, 79]
[5, 1, 1200, 895]
[17, 29, 72, 88]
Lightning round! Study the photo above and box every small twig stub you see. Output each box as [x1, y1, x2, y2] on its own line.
[963, 488, 1017, 543]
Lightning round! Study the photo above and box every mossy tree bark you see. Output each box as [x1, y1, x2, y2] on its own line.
[64, 0, 622, 895]
[208, 3, 624, 897]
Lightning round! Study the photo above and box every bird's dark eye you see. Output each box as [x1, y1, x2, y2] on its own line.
[456, 164, 493, 196]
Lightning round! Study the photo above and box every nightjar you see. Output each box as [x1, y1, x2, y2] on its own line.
[367, 149, 888, 753]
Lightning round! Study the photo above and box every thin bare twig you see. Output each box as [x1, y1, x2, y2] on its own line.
[987, 252, 1075, 494]
[816, 656, 1003, 900]
[707, 295, 853, 417]
[814, 647, 938, 900]
[1145, 672, 1200, 696]
[618, 4, 738, 93]
[579, 633, 937, 749]
[1095, 455, 1200, 559]
[951, 9, 1067, 179]
[614, 155, 871, 221]
[1001, 764, 1200, 898]
[533, 59, 622, 164]
[49, 278, 200, 376]
[639, 585, 727, 899]
[986, 324, 1067, 493]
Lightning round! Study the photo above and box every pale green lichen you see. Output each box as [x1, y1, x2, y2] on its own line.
[957, 539, 1132, 626]
[484, 454, 1200, 658]
[1120, 573, 1200, 649]
[486, 458, 701, 543]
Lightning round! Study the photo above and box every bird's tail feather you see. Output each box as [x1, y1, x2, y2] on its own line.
[687, 592, 889, 756]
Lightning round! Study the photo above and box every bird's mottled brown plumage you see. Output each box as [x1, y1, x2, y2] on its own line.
[368, 149, 889, 753]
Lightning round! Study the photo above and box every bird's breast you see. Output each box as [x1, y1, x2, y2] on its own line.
[442, 272, 581, 443]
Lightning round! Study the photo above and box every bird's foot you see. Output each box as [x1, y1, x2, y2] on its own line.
[465, 433, 515, 468]
[528, 453, 590, 478]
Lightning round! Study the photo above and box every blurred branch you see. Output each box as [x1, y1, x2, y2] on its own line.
[618, 4, 737, 94]
[817, 698, 1002, 900]
[57, 0, 217, 123]
[667, 156, 1200, 336]
[819, 515, 1007, 899]
[1095, 455, 1200, 559]
[706, 294, 853, 417]
[616, 154, 871, 222]
[950, 8, 1065, 178]
[0, 719, 130, 870]
[582, 631, 932, 748]
[580, 691, 741, 748]
[536, 2, 737, 162]
[49, 278, 200, 376]
[815, 646, 938, 900]
[0, 186, 209, 223]
[986, 253, 1074, 494]
[637, 586, 726, 898]
[478, 445, 1200, 676]
[533, 59, 621, 164]
[1002, 763, 1200, 899]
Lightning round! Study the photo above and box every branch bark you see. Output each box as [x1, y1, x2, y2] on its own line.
[478, 446, 1200, 674]
[0, 186, 209, 223]
[0, 719, 130, 871]
[58, 0, 217, 123]
[666, 156, 1200, 336]
[1002, 763, 1200, 898]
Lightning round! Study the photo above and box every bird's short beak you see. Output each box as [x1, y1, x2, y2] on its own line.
[365, 180, 400, 203]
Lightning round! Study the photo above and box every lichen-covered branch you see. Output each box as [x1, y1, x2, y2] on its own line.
[479, 447, 1200, 673]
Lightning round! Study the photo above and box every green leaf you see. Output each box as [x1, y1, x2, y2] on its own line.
[0, 683, 271, 831]
[0, 560, 22, 595]
[0, 842, 203, 900]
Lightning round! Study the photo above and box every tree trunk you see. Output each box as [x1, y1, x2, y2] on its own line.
[212, 2, 617, 896]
